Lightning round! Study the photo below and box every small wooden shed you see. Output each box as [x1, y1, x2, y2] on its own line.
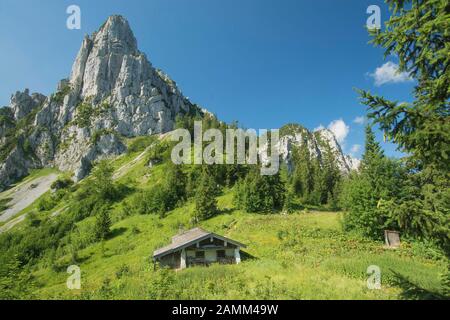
[153, 228, 246, 270]
[384, 230, 401, 248]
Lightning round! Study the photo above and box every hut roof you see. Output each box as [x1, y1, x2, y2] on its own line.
[153, 227, 246, 259]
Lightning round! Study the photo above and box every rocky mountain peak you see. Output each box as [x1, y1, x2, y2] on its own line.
[0, 15, 359, 191]
[0, 15, 194, 189]
[70, 15, 147, 103]
[96, 15, 138, 53]
[277, 124, 359, 174]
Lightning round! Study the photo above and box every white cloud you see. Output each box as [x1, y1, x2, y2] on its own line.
[353, 116, 365, 125]
[369, 61, 413, 86]
[328, 119, 350, 144]
[350, 144, 361, 154]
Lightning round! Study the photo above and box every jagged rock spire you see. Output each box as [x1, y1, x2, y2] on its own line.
[70, 15, 147, 103]
[1, 15, 194, 187]
[10, 89, 46, 120]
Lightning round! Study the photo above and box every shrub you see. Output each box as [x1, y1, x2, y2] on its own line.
[130, 186, 177, 217]
[53, 84, 71, 104]
[51, 177, 73, 191]
[91, 161, 116, 200]
[131, 226, 141, 235]
[25, 212, 41, 228]
[73, 103, 94, 128]
[148, 267, 177, 299]
[128, 136, 156, 153]
[0, 198, 11, 212]
[37, 195, 58, 212]
[115, 264, 130, 279]
[69, 195, 104, 221]
[146, 141, 171, 164]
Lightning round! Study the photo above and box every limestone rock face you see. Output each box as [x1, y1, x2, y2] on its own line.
[10, 89, 46, 120]
[0, 107, 15, 139]
[55, 131, 126, 181]
[0, 140, 42, 191]
[346, 156, 361, 171]
[0, 15, 194, 189]
[66, 15, 189, 137]
[275, 124, 359, 174]
[315, 128, 352, 173]
[0, 147, 28, 191]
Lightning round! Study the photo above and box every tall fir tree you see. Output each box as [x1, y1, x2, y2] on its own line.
[361, 125, 387, 195]
[0, 255, 34, 299]
[357, 0, 449, 251]
[291, 143, 315, 203]
[94, 206, 112, 241]
[362, 124, 384, 165]
[193, 166, 219, 222]
[341, 125, 405, 238]
[283, 186, 295, 214]
[165, 162, 187, 204]
[317, 144, 341, 205]
[236, 165, 285, 213]
[91, 160, 115, 200]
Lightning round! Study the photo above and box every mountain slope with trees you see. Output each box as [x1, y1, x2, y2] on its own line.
[0, 0, 448, 300]
[0, 134, 447, 299]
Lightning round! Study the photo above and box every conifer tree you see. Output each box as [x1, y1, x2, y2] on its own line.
[283, 186, 295, 214]
[0, 255, 34, 299]
[319, 146, 341, 205]
[91, 160, 115, 200]
[291, 144, 315, 203]
[94, 206, 111, 241]
[193, 166, 219, 222]
[341, 126, 405, 238]
[362, 125, 384, 165]
[237, 165, 285, 213]
[360, 125, 387, 195]
[165, 162, 187, 204]
[357, 0, 449, 249]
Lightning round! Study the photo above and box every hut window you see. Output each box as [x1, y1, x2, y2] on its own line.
[217, 250, 226, 258]
[195, 251, 205, 259]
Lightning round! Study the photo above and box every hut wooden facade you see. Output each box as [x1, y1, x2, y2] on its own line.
[153, 228, 246, 269]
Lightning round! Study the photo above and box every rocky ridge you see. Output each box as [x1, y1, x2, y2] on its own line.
[277, 124, 360, 174]
[0, 15, 194, 190]
[0, 15, 359, 191]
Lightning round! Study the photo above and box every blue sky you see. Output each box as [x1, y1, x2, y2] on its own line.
[0, 0, 416, 158]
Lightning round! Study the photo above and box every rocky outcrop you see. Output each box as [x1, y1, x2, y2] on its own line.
[55, 132, 126, 181]
[10, 89, 46, 120]
[0, 15, 195, 189]
[0, 107, 15, 139]
[64, 15, 190, 136]
[277, 124, 359, 174]
[0, 146, 31, 191]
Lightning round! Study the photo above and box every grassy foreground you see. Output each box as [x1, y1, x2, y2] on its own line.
[1, 142, 446, 300]
[31, 194, 446, 300]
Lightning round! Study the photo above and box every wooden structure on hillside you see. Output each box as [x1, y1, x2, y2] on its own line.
[153, 228, 246, 270]
[384, 230, 401, 248]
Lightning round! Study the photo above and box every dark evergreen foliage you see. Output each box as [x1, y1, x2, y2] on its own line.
[193, 166, 219, 222]
[355, 0, 449, 251]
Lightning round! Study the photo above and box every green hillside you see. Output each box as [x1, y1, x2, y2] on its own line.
[0, 137, 446, 300]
